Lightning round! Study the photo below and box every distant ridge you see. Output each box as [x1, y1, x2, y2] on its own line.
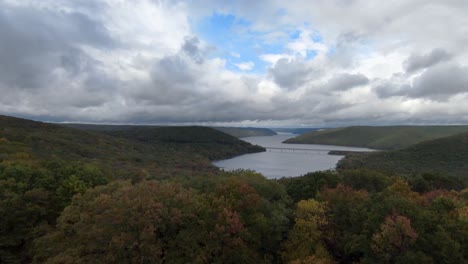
[284, 125, 468, 150]
[273, 127, 324, 135]
[337, 131, 468, 177]
[212, 127, 277, 138]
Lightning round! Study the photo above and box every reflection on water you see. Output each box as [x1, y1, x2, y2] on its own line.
[213, 134, 373, 179]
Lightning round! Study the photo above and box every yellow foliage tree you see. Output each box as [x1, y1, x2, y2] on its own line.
[281, 199, 334, 264]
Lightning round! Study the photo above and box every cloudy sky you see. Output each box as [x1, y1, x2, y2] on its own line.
[1, 0, 468, 127]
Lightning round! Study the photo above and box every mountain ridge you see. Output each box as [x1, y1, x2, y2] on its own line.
[284, 125, 468, 150]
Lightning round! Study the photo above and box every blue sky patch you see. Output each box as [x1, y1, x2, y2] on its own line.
[193, 12, 325, 73]
[193, 12, 281, 73]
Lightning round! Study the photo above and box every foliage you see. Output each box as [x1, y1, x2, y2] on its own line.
[318, 181, 466, 263]
[0, 160, 110, 263]
[277, 171, 341, 203]
[371, 213, 418, 263]
[281, 199, 333, 264]
[340, 169, 393, 193]
[407, 173, 466, 193]
[169, 170, 293, 260]
[33, 174, 292, 263]
[278, 170, 467, 263]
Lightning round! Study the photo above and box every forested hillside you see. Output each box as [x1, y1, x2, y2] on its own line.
[105, 126, 266, 160]
[63, 123, 268, 159]
[1, 116, 264, 178]
[338, 132, 468, 178]
[284, 126, 468, 150]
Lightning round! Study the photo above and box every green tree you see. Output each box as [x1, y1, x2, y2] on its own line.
[318, 184, 370, 262]
[278, 171, 341, 203]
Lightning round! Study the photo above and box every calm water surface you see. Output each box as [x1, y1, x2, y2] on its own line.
[213, 134, 373, 179]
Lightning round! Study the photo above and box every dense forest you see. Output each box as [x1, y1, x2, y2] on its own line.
[1, 115, 467, 263]
[284, 126, 468, 150]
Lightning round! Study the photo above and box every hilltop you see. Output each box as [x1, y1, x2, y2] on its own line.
[337, 131, 468, 177]
[284, 125, 468, 150]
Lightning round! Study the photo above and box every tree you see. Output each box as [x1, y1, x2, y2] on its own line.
[281, 199, 333, 263]
[371, 213, 418, 263]
[318, 184, 370, 262]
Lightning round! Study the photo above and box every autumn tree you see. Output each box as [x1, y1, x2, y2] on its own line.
[317, 184, 370, 262]
[371, 213, 418, 263]
[281, 199, 334, 264]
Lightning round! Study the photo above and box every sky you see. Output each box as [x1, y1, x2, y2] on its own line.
[0, 0, 467, 127]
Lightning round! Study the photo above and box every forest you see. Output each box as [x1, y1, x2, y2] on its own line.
[1, 115, 467, 263]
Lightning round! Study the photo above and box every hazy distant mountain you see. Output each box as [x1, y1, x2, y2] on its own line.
[212, 127, 277, 138]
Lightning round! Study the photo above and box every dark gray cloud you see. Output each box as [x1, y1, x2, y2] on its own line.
[142, 36, 215, 106]
[269, 58, 316, 90]
[182, 36, 205, 64]
[0, 3, 114, 90]
[375, 63, 468, 101]
[326, 73, 369, 91]
[131, 38, 209, 106]
[409, 63, 468, 100]
[374, 82, 409, 99]
[404, 48, 452, 73]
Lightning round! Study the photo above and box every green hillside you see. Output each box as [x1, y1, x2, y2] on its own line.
[337, 132, 468, 177]
[63, 123, 265, 160]
[284, 125, 468, 150]
[104, 126, 265, 160]
[212, 126, 277, 138]
[0, 115, 264, 178]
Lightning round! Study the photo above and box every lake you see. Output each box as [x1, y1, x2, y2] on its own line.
[213, 134, 374, 179]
